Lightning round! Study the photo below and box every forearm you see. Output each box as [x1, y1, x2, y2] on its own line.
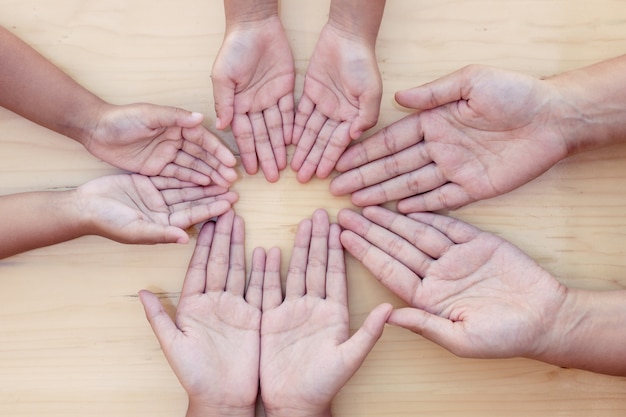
[328, 0, 386, 46]
[534, 287, 626, 376]
[0, 190, 86, 259]
[547, 54, 626, 156]
[0, 26, 105, 145]
[223, 0, 278, 27]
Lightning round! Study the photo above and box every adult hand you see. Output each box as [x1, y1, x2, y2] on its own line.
[331, 65, 569, 211]
[139, 211, 264, 417]
[83, 103, 237, 186]
[212, 16, 295, 182]
[291, 23, 382, 183]
[77, 174, 238, 244]
[338, 206, 568, 360]
[260, 209, 392, 417]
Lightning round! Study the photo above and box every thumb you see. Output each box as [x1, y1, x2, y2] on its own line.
[387, 307, 463, 354]
[394, 67, 469, 111]
[146, 105, 205, 128]
[123, 223, 189, 245]
[340, 303, 393, 369]
[212, 77, 236, 130]
[138, 289, 179, 346]
[349, 93, 382, 140]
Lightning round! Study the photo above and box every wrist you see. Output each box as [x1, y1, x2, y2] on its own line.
[186, 399, 256, 417]
[328, 0, 386, 46]
[264, 407, 332, 417]
[546, 58, 626, 157]
[224, 0, 278, 28]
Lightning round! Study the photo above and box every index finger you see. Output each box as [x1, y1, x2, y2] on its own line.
[334, 113, 423, 173]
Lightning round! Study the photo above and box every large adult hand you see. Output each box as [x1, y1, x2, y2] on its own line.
[139, 211, 264, 417]
[260, 209, 392, 417]
[291, 23, 382, 183]
[76, 174, 238, 244]
[211, 16, 295, 182]
[338, 206, 568, 360]
[331, 65, 570, 211]
[84, 103, 238, 186]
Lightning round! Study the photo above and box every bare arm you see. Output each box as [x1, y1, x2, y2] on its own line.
[0, 26, 104, 144]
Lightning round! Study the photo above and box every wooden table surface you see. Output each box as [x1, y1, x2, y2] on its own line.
[1, 0, 626, 415]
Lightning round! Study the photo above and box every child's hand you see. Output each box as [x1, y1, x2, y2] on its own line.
[139, 211, 263, 417]
[84, 104, 238, 186]
[260, 209, 392, 417]
[76, 174, 238, 244]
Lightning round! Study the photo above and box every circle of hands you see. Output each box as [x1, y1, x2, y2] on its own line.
[83, 15, 578, 417]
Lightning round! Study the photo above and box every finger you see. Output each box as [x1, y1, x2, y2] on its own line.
[178, 143, 238, 188]
[338, 207, 434, 278]
[205, 210, 236, 292]
[351, 164, 445, 207]
[397, 183, 474, 212]
[405, 212, 481, 245]
[159, 162, 211, 186]
[334, 114, 423, 173]
[168, 196, 236, 230]
[149, 176, 202, 190]
[181, 221, 216, 297]
[331, 141, 432, 201]
[262, 247, 283, 311]
[305, 209, 330, 298]
[339, 303, 393, 368]
[245, 247, 266, 310]
[159, 185, 230, 205]
[349, 87, 382, 140]
[339, 229, 421, 306]
[144, 105, 204, 129]
[263, 105, 288, 170]
[250, 111, 280, 183]
[290, 108, 327, 172]
[387, 307, 465, 356]
[361, 206, 454, 260]
[127, 223, 189, 245]
[232, 113, 259, 175]
[225, 215, 246, 296]
[316, 121, 352, 179]
[279, 94, 295, 145]
[285, 218, 312, 299]
[139, 289, 179, 347]
[211, 73, 236, 129]
[181, 125, 238, 169]
[295, 118, 339, 183]
[324, 223, 347, 305]
[394, 67, 469, 111]
[292, 94, 315, 145]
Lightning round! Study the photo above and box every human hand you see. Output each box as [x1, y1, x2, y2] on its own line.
[291, 23, 382, 183]
[338, 206, 568, 360]
[83, 103, 238, 186]
[331, 65, 569, 211]
[260, 209, 392, 417]
[139, 210, 263, 417]
[212, 16, 295, 182]
[76, 174, 238, 245]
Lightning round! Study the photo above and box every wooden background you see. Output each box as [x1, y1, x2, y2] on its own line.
[1, 0, 626, 415]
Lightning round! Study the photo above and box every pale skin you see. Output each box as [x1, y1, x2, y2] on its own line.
[338, 206, 626, 376]
[260, 209, 392, 417]
[212, 0, 385, 183]
[291, 0, 386, 183]
[212, 0, 295, 182]
[0, 174, 239, 259]
[140, 211, 262, 417]
[140, 209, 392, 417]
[330, 56, 626, 211]
[0, 26, 237, 186]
